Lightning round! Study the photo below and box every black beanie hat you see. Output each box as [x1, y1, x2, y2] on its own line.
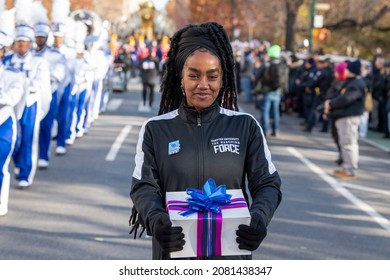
[347, 60, 361, 76]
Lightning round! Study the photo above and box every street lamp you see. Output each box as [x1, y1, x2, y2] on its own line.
[308, 1, 330, 54]
[308, 0, 316, 54]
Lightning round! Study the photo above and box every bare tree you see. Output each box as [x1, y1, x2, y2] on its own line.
[324, 2, 389, 31]
[284, 0, 305, 51]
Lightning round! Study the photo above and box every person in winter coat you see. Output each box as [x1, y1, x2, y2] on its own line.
[327, 61, 348, 166]
[139, 47, 160, 111]
[260, 45, 283, 137]
[323, 60, 366, 179]
[130, 22, 282, 260]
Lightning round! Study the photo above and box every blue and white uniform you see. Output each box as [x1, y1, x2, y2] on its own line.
[34, 45, 67, 162]
[0, 63, 25, 215]
[67, 49, 96, 141]
[53, 42, 77, 147]
[4, 51, 51, 186]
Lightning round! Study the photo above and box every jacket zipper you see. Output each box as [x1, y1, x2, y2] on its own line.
[197, 113, 204, 188]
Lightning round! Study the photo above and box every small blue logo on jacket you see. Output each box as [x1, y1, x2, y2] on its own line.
[168, 140, 180, 155]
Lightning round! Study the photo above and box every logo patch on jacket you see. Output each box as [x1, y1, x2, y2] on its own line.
[211, 138, 240, 154]
[168, 140, 180, 155]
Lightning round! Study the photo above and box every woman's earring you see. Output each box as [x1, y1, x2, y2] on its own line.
[181, 86, 185, 96]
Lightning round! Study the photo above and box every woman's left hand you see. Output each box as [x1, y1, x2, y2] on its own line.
[236, 212, 267, 251]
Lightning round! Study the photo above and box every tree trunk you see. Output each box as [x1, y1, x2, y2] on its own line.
[285, 2, 297, 51]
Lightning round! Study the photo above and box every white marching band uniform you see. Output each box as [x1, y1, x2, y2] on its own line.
[0, 51, 25, 216]
[52, 22, 77, 146]
[0, 1, 111, 215]
[89, 45, 110, 125]
[68, 45, 96, 141]
[4, 24, 51, 188]
[33, 22, 69, 167]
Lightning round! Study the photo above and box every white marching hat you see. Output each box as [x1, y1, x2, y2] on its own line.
[51, 22, 66, 37]
[34, 22, 50, 37]
[15, 24, 35, 41]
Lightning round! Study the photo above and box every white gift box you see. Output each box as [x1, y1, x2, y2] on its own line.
[166, 189, 251, 258]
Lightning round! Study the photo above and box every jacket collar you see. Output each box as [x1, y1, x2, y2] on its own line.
[178, 101, 220, 125]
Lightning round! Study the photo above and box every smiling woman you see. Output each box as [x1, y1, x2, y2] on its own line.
[158, 22, 238, 114]
[181, 50, 222, 112]
[130, 22, 282, 260]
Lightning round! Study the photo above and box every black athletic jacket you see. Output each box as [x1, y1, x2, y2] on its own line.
[130, 101, 282, 259]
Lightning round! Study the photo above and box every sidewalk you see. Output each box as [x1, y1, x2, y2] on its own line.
[236, 94, 390, 154]
[362, 130, 390, 153]
[124, 80, 390, 154]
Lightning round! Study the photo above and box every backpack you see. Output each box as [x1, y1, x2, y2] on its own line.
[261, 62, 282, 91]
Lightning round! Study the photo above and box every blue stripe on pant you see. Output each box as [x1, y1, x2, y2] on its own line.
[39, 90, 58, 161]
[66, 92, 77, 142]
[76, 89, 88, 134]
[13, 102, 39, 184]
[56, 83, 72, 147]
[0, 116, 16, 204]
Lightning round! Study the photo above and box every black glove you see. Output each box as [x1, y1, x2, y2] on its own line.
[153, 213, 185, 253]
[236, 211, 267, 251]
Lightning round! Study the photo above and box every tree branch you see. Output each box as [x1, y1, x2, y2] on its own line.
[324, 5, 389, 31]
[373, 26, 390, 32]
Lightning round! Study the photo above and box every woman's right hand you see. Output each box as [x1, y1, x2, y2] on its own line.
[154, 214, 185, 253]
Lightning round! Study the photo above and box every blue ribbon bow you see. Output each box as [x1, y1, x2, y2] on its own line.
[179, 178, 232, 216]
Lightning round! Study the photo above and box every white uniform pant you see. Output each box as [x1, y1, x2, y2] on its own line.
[13, 101, 40, 184]
[0, 114, 17, 211]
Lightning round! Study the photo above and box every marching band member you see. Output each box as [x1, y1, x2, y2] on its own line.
[0, 31, 25, 215]
[4, 19, 51, 187]
[66, 22, 95, 143]
[32, 2, 68, 167]
[52, 21, 76, 149]
[51, 0, 77, 147]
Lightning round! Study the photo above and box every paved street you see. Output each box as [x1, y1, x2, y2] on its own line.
[1, 79, 389, 260]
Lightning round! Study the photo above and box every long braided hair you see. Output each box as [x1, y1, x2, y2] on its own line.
[158, 22, 239, 115]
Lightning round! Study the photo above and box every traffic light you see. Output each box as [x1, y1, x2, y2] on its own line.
[318, 28, 330, 42]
